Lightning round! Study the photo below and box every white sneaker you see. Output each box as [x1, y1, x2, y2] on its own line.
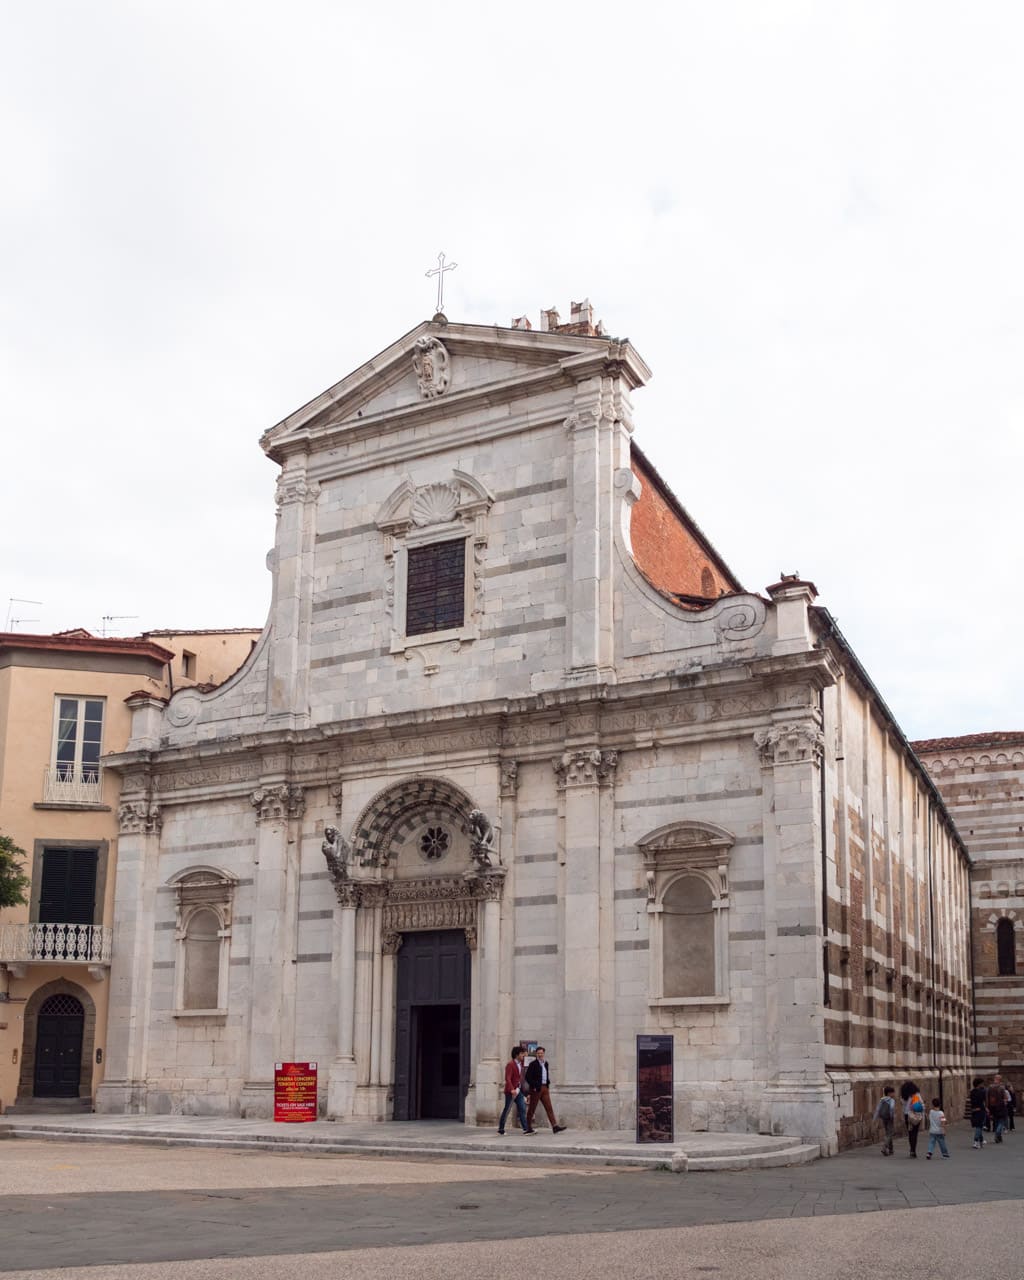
[973, 1141, 980, 1148]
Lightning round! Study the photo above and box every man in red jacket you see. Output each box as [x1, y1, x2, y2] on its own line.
[498, 1045, 534, 1135]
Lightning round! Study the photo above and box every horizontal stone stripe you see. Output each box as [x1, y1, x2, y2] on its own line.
[514, 943, 558, 956]
[514, 894, 558, 907]
[731, 879, 765, 891]
[298, 909, 334, 920]
[300, 872, 330, 882]
[730, 930, 766, 941]
[311, 646, 389, 669]
[230, 956, 251, 966]
[161, 839, 256, 853]
[315, 521, 378, 544]
[777, 924, 818, 937]
[155, 921, 175, 931]
[494, 478, 568, 502]
[296, 953, 332, 963]
[518, 808, 557, 818]
[484, 553, 567, 579]
[520, 852, 557, 864]
[614, 888, 645, 900]
[234, 915, 252, 924]
[483, 616, 566, 641]
[313, 590, 377, 613]
[614, 789, 761, 809]
[614, 939, 649, 951]
[152, 961, 174, 970]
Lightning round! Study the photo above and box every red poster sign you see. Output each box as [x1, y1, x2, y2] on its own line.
[274, 1061, 318, 1122]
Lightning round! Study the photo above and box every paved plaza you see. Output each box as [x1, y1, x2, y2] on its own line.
[2, 1121, 1024, 1277]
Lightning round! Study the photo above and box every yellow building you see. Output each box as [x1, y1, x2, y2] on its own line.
[0, 627, 259, 1113]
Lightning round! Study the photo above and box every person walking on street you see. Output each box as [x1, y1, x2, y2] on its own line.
[901, 1080, 925, 1157]
[1006, 1082, 1016, 1132]
[874, 1085, 897, 1156]
[926, 1098, 950, 1159]
[498, 1046, 533, 1136]
[988, 1075, 1009, 1143]
[524, 1046, 566, 1134]
[969, 1076, 989, 1148]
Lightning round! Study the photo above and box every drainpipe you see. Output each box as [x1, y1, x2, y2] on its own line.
[927, 801, 940, 1106]
[819, 689, 830, 1009]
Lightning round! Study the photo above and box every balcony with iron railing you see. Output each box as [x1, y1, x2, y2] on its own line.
[39, 765, 104, 807]
[0, 922, 112, 969]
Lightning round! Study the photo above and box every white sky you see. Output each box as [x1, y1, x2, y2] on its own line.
[2, 3, 1021, 740]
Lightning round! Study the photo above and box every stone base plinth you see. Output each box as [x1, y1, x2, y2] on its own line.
[94, 1080, 147, 1115]
[758, 1081, 837, 1156]
[326, 1058, 358, 1120]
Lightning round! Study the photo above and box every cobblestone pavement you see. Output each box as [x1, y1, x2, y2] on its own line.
[2, 1123, 1022, 1274]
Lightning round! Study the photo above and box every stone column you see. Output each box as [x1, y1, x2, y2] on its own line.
[267, 469, 319, 729]
[95, 792, 163, 1114]
[496, 761, 519, 1058]
[327, 882, 359, 1119]
[554, 748, 618, 1128]
[240, 782, 304, 1118]
[754, 719, 836, 1153]
[473, 869, 507, 1126]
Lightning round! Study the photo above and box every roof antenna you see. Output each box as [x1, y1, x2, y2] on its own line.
[100, 614, 139, 638]
[5, 597, 43, 631]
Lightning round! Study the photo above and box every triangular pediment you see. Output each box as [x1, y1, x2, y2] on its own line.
[260, 319, 649, 461]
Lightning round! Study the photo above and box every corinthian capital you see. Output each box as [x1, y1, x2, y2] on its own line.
[754, 722, 824, 767]
[553, 748, 619, 788]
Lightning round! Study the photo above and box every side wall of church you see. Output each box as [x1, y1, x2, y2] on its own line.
[914, 738, 1024, 1084]
[821, 673, 972, 1146]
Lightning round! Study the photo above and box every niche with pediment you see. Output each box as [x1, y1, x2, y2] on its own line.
[168, 866, 237, 1018]
[639, 821, 733, 1006]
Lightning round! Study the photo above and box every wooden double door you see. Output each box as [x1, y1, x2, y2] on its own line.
[393, 929, 470, 1121]
[33, 994, 85, 1098]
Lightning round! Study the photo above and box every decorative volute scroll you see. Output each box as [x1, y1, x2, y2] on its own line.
[250, 783, 306, 824]
[553, 749, 619, 789]
[412, 335, 451, 398]
[754, 721, 825, 767]
[117, 800, 162, 836]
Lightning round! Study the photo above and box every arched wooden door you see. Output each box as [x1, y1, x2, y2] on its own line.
[33, 994, 84, 1097]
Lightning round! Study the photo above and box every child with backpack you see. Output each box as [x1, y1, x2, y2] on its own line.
[873, 1085, 896, 1156]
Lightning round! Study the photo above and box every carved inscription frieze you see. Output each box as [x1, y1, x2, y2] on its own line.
[155, 760, 261, 792]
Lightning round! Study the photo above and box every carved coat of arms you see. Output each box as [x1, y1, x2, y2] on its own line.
[412, 336, 451, 398]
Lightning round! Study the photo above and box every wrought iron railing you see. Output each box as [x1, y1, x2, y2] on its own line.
[0, 923, 112, 963]
[41, 766, 103, 805]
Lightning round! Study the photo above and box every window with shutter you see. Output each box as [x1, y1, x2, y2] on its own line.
[38, 848, 98, 924]
[405, 539, 466, 636]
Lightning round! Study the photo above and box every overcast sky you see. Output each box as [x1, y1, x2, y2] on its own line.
[2, 3, 1021, 740]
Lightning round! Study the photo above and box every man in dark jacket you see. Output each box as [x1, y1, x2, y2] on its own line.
[524, 1046, 566, 1133]
[988, 1075, 1009, 1143]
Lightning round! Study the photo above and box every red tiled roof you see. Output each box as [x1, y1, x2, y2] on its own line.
[911, 731, 1024, 753]
[0, 631, 175, 663]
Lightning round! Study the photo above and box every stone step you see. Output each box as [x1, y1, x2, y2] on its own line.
[687, 1143, 820, 1171]
[3, 1098, 92, 1116]
[0, 1124, 675, 1169]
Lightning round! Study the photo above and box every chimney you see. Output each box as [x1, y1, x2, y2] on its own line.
[540, 307, 560, 332]
[570, 298, 593, 328]
[510, 315, 533, 330]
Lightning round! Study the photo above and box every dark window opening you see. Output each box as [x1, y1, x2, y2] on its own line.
[997, 918, 1016, 975]
[38, 848, 98, 925]
[406, 540, 466, 636]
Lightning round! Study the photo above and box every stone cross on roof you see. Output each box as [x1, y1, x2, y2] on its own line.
[425, 251, 457, 315]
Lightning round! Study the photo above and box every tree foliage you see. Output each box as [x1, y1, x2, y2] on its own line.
[0, 832, 30, 908]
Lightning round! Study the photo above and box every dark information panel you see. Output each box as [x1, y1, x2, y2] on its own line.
[636, 1034, 674, 1143]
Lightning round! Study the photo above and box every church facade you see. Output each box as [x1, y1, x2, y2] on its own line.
[97, 306, 971, 1151]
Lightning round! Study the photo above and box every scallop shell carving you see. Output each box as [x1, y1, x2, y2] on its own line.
[411, 482, 459, 527]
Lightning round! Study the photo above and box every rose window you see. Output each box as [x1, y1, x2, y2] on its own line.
[420, 827, 450, 861]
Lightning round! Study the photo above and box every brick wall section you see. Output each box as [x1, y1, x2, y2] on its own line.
[914, 733, 1024, 1082]
[629, 447, 740, 600]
